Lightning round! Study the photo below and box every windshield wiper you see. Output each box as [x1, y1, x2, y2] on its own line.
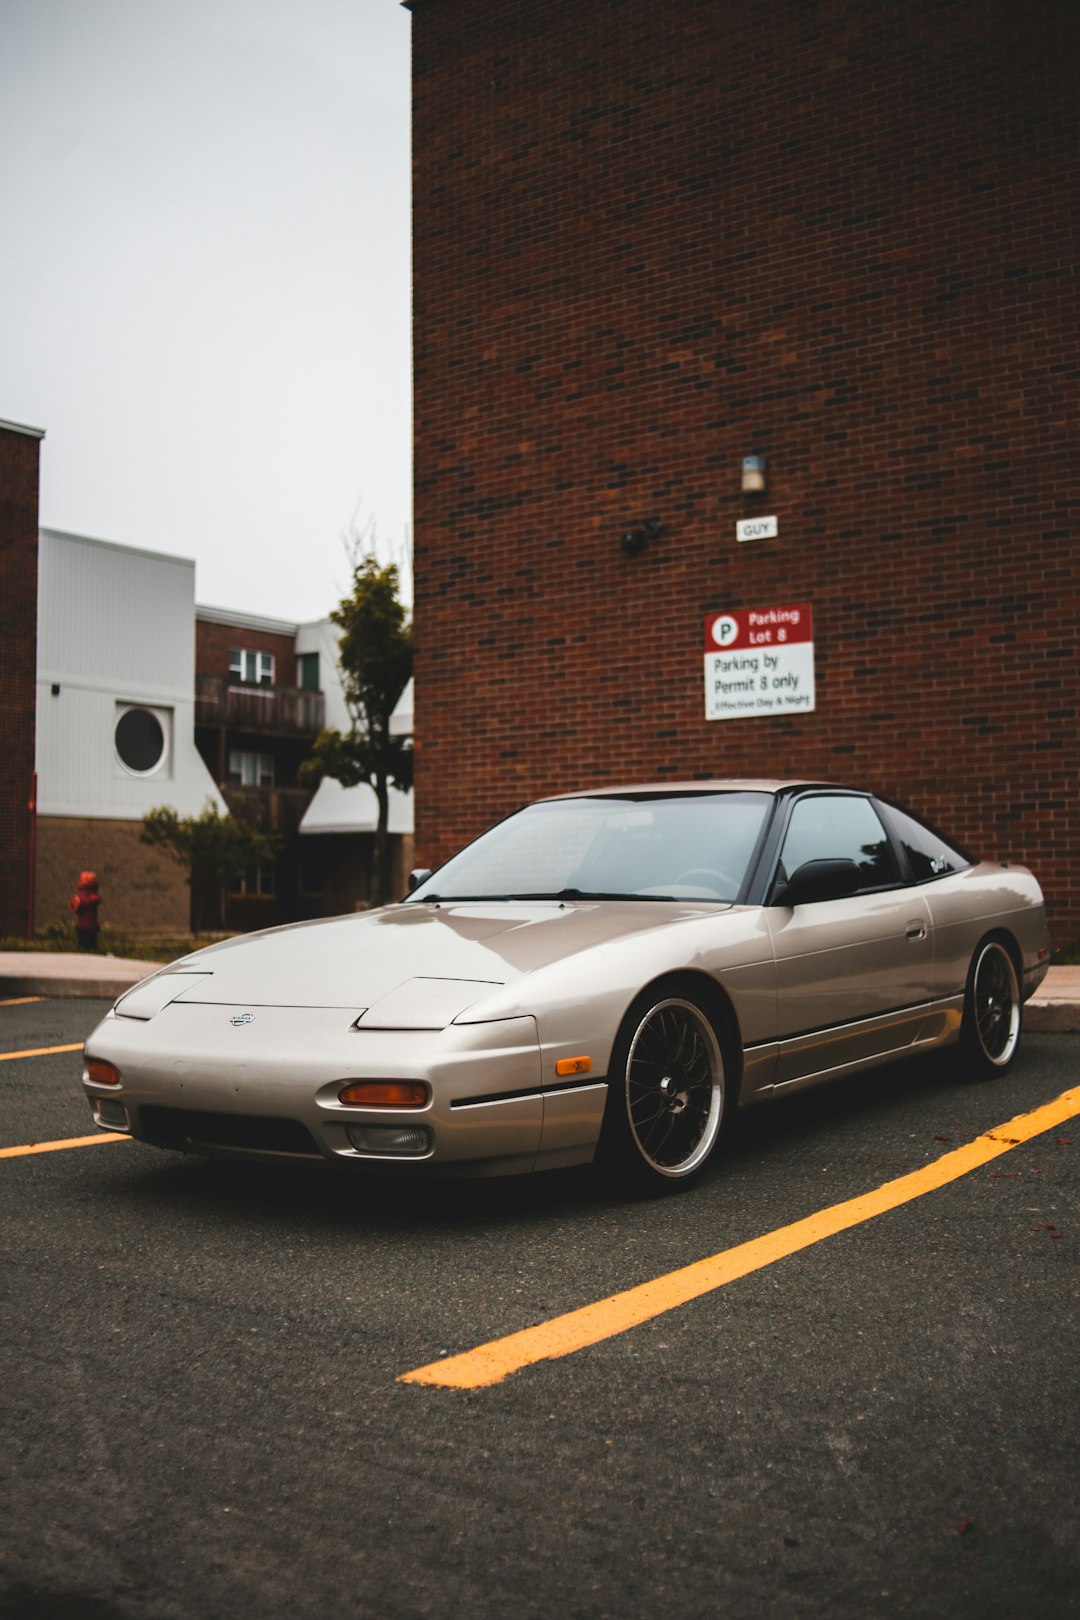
[412, 889, 656, 904]
[408, 894, 515, 904]
[507, 888, 639, 901]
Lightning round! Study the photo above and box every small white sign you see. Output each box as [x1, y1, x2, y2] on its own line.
[736, 515, 778, 543]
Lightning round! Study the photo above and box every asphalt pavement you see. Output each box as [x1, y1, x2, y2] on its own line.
[1, 996, 1078, 1620]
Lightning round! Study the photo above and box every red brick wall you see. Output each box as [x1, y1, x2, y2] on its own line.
[195, 619, 297, 688]
[0, 424, 41, 937]
[410, 0, 1080, 945]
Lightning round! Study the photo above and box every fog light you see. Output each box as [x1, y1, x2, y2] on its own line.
[86, 1058, 121, 1086]
[346, 1123, 431, 1157]
[96, 1098, 130, 1130]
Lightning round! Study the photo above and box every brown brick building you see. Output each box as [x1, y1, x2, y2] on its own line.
[0, 420, 44, 938]
[194, 607, 324, 930]
[193, 608, 414, 925]
[409, 0, 1079, 945]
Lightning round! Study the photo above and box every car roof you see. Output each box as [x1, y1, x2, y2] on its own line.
[538, 779, 852, 802]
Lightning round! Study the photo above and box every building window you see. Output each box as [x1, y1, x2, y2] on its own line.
[297, 651, 320, 691]
[229, 648, 275, 686]
[232, 863, 276, 897]
[114, 704, 170, 776]
[228, 750, 274, 788]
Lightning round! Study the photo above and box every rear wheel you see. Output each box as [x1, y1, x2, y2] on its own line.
[600, 990, 728, 1191]
[960, 938, 1021, 1077]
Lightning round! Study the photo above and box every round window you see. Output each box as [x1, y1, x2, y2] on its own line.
[115, 707, 166, 774]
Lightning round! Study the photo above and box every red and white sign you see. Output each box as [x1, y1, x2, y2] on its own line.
[704, 603, 815, 719]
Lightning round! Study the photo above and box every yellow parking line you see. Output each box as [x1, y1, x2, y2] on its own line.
[0, 996, 45, 1006]
[402, 1084, 1080, 1390]
[0, 1133, 131, 1159]
[0, 1042, 82, 1063]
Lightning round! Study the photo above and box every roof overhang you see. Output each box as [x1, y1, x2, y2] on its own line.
[299, 777, 414, 837]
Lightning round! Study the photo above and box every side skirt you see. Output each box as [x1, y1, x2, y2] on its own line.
[739, 994, 965, 1103]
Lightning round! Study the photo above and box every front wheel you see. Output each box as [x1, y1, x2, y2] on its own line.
[959, 939, 1021, 1077]
[599, 991, 729, 1192]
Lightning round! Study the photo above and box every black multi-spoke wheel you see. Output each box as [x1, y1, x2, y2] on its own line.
[960, 938, 1021, 1077]
[601, 990, 729, 1190]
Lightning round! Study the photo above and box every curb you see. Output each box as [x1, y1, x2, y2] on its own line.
[0, 956, 156, 1002]
[1025, 1001, 1080, 1035]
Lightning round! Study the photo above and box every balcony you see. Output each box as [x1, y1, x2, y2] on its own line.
[222, 785, 313, 837]
[196, 675, 325, 737]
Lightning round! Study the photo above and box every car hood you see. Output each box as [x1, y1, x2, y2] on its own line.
[120, 899, 729, 1025]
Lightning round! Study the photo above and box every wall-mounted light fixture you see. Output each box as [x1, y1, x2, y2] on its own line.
[741, 454, 766, 494]
[620, 516, 662, 557]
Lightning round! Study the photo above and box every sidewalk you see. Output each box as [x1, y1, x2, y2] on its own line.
[1026, 965, 1080, 1033]
[1, 950, 1078, 1030]
[0, 951, 158, 1001]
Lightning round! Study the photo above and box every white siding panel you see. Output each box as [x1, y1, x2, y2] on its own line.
[293, 620, 415, 835]
[38, 530, 195, 699]
[36, 531, 225, 820]
[298, 778, 414, 836]
[296, 617, 350, 730]
[389, 676, 413, 738]
[36, 685, 223, 820]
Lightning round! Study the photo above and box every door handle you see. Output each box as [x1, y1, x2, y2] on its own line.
[905, 920, 927, 942]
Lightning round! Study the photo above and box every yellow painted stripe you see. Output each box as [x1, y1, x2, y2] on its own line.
[0, 1133, 131, 1159]
[403, 1084, 1080, 1390]
[0, 996, 45, 1006]
[0, 1042, 82, 1063]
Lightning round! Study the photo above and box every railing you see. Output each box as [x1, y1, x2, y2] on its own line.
[196, 675, 325, 736]
[222, 786, 313, 837]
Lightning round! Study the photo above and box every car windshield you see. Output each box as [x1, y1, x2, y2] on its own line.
[407, 791, 773, 904]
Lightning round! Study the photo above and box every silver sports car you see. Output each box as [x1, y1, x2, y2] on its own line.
[82, 781, 1050, 1189]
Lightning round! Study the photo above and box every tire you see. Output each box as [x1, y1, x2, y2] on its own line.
[959, 938, 1022, 1077]
[599, 988, 729, 1192]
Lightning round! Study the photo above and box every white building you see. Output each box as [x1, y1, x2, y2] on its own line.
[35, 529, 225, 932]
[33, 528, 414, 934]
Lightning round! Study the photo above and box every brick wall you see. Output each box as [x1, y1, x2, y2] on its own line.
[410, 0, 1079, 944]
[35, 816, 191, 935]
[195, 618, 298, 689]
[0, 423, 42, 937]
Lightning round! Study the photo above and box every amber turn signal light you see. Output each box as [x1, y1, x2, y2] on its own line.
[86, 1059, 122, 1087]
[555, 1056, 592, 1077]
[337, 1080, 429, 1109]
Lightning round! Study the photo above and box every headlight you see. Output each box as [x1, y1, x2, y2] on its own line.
[114, 971, 213, 1021]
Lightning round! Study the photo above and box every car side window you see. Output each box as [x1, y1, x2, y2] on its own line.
[780, 796, 901, 891]
[881, 804, 972, 882]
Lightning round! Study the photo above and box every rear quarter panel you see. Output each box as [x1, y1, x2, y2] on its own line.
[923, 863, 1050, 998]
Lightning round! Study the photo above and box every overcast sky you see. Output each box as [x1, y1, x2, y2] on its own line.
[1, 0, 412, 623]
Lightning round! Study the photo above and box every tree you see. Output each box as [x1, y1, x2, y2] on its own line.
[140, 802, 282, 932]
[300, 556, 412, 907]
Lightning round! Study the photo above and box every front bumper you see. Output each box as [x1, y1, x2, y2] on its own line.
[82, 1003, 606, 1176]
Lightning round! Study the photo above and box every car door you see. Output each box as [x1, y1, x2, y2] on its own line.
[764, 793, 935, 1088]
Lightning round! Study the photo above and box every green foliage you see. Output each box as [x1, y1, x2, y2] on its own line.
[300, 556, 412, 905]
[140, 801, 282, 930]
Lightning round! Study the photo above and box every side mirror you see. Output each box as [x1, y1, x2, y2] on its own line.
[775, 857, 861, 907]
[407, 868, 433, 893]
